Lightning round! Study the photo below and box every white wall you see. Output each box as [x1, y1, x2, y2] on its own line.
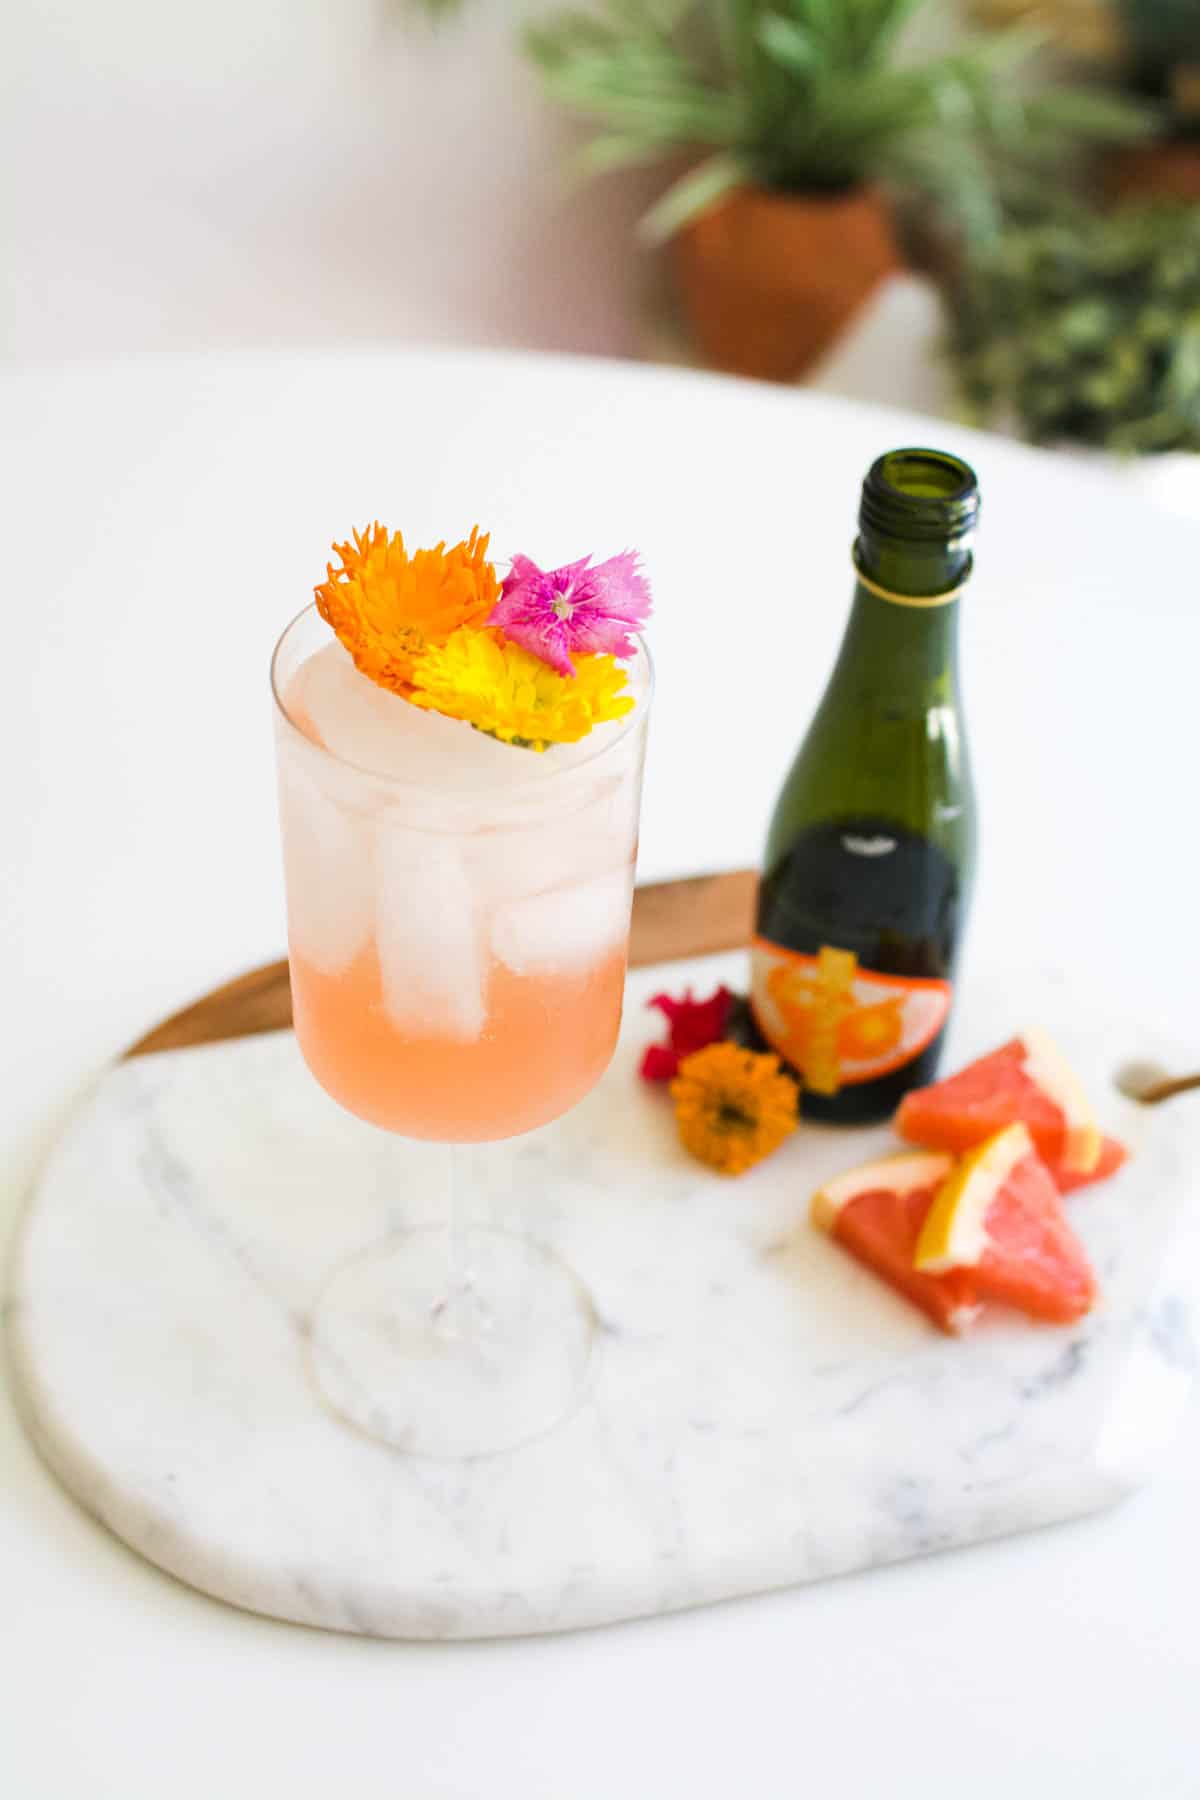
[5, 0, 663, 363]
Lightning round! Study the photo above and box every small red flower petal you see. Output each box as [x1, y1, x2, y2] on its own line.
[641, 986, 737, 1084]
[640, 1044, 681, 1083]
[651, 986, 735, 1054]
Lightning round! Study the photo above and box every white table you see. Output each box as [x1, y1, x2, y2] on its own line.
[3, 349, 1198, 1798]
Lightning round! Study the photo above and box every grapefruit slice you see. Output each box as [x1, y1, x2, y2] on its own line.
[812, 1151, 981, 1335]
[894, 1030, 1123, 1188]
[1054, 1133, 1128, 1193]
[915, 1124, 1096, 1325]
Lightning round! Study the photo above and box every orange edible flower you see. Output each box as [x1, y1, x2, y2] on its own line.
[670, 1043, 799, 1177]
[315, 524, 499, 695]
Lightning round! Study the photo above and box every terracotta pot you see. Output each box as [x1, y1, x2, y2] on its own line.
[1105, 139, 1200, 204]
[672, 183, 902, 383]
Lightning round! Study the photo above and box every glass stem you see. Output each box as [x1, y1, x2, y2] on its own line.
[445, 1140, 467, 1303]
[432, 1142, 476, 1336]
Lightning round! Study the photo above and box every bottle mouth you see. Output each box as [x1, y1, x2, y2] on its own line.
[858, 448, 980, 545]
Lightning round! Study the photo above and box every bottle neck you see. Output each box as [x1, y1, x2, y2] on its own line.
[761, 522, 976, 874]
[854, 524, 973, 603]
[829, 549, 966, 708]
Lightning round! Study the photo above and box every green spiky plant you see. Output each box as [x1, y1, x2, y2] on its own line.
[525, 0, 1153, 243]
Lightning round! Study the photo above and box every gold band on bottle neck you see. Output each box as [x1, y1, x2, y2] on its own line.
[852, 556, 970, 609]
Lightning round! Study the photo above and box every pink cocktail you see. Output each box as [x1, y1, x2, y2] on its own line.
[272, 606, 651, 1456]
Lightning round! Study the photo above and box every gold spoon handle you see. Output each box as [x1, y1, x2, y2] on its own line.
[1141, 1071, 1200, 1105]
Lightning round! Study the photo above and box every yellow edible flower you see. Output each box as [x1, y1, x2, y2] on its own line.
[409, 627, 635, 750]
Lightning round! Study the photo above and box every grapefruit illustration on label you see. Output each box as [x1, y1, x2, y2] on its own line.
[751, 939, 952, 1095]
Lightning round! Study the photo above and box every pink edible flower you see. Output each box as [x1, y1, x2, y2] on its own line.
[639, 986, 736, 1084]
[490, 550, 652, 678]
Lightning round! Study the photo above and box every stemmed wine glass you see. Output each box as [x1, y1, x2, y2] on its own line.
[272, 605, 652, 1457]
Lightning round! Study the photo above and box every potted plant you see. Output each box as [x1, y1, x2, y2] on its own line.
[947, 200, 1200, 453]
[974, 0, 1200, 200]
[527, 0, 1149, 381]
[1106, 0, 1200, 198]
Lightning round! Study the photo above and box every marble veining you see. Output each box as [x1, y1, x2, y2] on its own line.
[5, 954, 1197, 1639]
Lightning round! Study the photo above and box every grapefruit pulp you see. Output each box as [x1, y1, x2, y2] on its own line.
[812, 1152, 981, 1335]
[895, 1031, 1126, 1191]
[915, 1124, 1097, 1324]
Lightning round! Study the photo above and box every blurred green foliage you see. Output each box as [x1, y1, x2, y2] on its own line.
[1121, 0, 1200, 86]
[949, 202, 1200, 451]
[404, 0, 474, 18]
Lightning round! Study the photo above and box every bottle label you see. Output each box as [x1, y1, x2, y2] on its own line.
[751, 939, 951, 1095]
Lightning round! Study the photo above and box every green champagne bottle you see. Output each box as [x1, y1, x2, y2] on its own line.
[751, 447, 980, 1124]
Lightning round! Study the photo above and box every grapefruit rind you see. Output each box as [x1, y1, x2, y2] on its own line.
[915, 1123, 1033, 1273]
[1019, 1028, 1101, 1176]
[811, 1150, 955, 1234]
[811, 1149, 980, 1335]
[942, 1298, 984, 1335]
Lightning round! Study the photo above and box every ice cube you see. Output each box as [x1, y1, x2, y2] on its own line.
[470, 796, 605, 908]
[375, 824, 486, 1038]
[294, 641, 536, 795]
[276, 738, 375, 975]
[470, 744, 644, 910]
[491, 867, 634, 977]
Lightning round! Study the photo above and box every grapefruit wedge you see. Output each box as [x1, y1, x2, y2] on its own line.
[812, 1151, 981, 1335]
[895, 1029, 1127, 1191]
[915, 1124, 1097, 1325]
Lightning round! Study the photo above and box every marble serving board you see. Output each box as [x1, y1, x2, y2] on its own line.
[7, 953, 1198, 1640]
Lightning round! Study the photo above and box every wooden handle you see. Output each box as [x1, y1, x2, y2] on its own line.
[1139, 1070, 1200, 1105]
[124, 868, 758, 1061]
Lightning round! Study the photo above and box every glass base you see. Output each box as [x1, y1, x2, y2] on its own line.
[308, 1226, 596, 1459]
